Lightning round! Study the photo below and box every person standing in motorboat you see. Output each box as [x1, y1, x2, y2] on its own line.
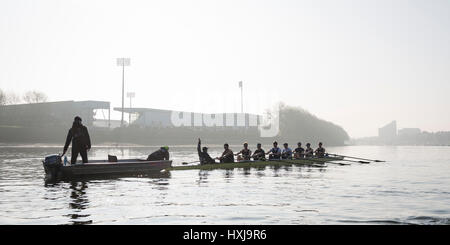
[62, 116, 91, 165]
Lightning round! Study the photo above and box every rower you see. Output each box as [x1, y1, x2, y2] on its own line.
[252, 143, 266, 161]
[235, 142, 252, 161]
[197, 138, 215, 165]
[305, 143, 314, 158]
[314, 142, 326, 158]
[147, 146, 170, 161]
[217, 143, 234, 163]
[294, 142, 305, 159]
[266, 141, 281, 160]
[281, 143, 292, 159]
[62, 116, 91, 165]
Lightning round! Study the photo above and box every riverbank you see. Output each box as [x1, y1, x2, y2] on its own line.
[0, 125, 348, 146]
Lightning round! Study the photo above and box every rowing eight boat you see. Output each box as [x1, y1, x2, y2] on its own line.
[166, 156, 344, 171]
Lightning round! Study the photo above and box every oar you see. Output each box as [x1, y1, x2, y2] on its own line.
[274, 158, 330, 167]
[300, 156, 351, 165]
[329, 153, 385, 162]
[306, 158, 350, 166]
[327, 161, 351, 166]
[294, 156, 349, 165]
[274, 159, 328, 168]
[182, 160, 200, 165]
[273, 157, 346, 166]
[338, 159, 370, 164]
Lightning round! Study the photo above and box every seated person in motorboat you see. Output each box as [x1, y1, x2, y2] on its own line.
[147, 146, 170, 161]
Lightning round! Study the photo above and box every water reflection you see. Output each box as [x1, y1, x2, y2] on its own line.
[44, 171, 172, 225]
[67, 181, 92, 225]
[197, 170, 209, 185]
[272, 165, 282, 177]
[149, 176, 171, 191]
[2, 145, 449, 225]
[223, 169, 234, 181]
[242, 167, 251, 176]
[45, 171, 171, 185]
[255, 168, 266, 178]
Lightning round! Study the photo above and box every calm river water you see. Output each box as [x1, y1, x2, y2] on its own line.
[0, 144, 449, 225]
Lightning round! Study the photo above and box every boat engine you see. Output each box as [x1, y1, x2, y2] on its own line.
[43, 154, 62, 180]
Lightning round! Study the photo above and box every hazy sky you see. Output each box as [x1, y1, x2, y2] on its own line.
[0, 0, 449, 138]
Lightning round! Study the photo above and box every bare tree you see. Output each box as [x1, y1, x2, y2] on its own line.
[23, 90, 48, 103]
[6, 92, 22, 104]
[0, 89, 6, 105]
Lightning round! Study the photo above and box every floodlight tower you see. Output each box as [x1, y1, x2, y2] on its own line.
[117, 58, 130, 127]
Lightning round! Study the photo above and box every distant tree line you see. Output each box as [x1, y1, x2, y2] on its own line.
[277, 104, 349, 146]
[0, 89, 48, 105]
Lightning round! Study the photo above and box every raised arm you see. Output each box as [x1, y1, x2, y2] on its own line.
[197, 138, 202, 155]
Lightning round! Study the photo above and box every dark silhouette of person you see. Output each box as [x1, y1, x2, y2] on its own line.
[147, 146, 170, 161]
[235, 142, 252, 161]
[252, 143, 266, 161]
[315, 142, 326, 158]
[197, 138, 215, 165]
[217, 143, 234, 163]
[62, 116, 91, 164]
[294, 142, 305, 159]
[266, 141, 281, 160]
